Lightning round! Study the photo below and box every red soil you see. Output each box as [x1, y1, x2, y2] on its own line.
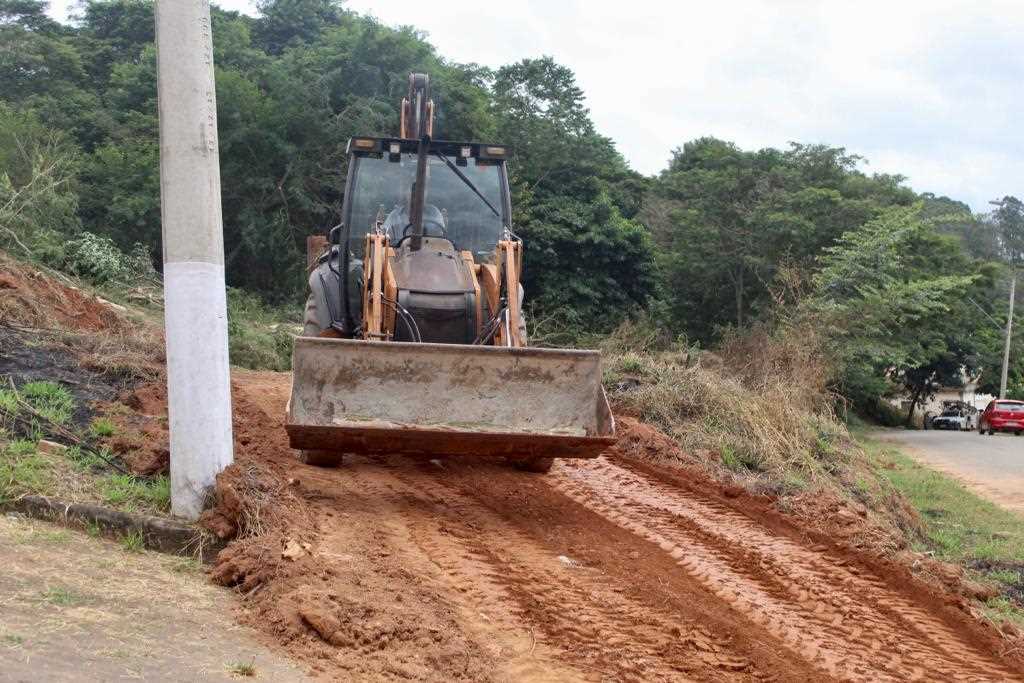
[157, 371, 1023, 681]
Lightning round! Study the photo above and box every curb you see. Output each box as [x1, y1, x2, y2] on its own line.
[4, 495, 223, 561]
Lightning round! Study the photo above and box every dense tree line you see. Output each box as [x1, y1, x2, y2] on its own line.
[1, 0, 1021, 409]
[0, 0, 653, 331]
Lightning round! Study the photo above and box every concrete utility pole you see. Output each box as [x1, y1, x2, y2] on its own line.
[155, 0, 233, 520]
[1000, 273, 1016, 399]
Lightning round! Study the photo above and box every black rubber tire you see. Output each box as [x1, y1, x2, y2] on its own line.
[299, 449, 344, 467]
[513, 457, 554, 474]
[302, 294, 321, 337]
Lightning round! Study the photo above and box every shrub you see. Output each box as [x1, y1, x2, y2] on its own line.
[226, 288, 296, 371]
[63, 232, 130, 283]
[603, 319, 847, 491]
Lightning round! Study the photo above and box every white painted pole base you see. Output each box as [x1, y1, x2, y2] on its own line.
[164, 262, 234, 520]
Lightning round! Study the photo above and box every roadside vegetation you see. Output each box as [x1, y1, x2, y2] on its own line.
[226, 288, 297, 372]
[857, 432, 1024, 626]
[603, 320, 840, 492]
[0, 378, 170, 516]
[601, 319, 908, 522]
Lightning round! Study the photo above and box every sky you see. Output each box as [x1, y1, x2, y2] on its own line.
[46, 1, 1023, 212]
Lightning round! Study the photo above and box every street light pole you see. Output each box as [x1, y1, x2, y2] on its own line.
[1000, 272, 1016, 399]
[155, 0, 234, 520]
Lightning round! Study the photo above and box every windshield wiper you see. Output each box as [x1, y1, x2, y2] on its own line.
[432, 152, 501, 220]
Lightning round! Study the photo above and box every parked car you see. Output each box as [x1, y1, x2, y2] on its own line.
[978, 399, 1024, 435]
[932, 409, 972, 431]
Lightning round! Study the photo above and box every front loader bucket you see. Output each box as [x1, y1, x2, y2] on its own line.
[286, 338, 616, 459]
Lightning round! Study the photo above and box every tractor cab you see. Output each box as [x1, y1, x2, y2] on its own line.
[343, 137, 512, 265]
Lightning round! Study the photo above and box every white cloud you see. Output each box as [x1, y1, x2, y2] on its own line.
[45, 0, 1023, 211]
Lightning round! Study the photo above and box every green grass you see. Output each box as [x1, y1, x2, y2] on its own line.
[983, 596, 1024, 628]
[0, 409, 172, 519]
[100, 473, 171, 512]
[89, 417, 116, 438]
[6, 439, 37, 456]
[0, 389, 17, 416]
[119, 530, 145, 552]
[0, 381, 76, 442]
[67, 445, 109, 472]
[40, 586, 79, 606]
[226, 287, 297, 371]
[858, 432, 1024, 625]
[0, 441, 51, 503]
[13, 381, 76, 426]
[861, 438, 1024, 563]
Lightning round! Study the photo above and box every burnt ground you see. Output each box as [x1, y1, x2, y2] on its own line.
[0, 326, 120, 430]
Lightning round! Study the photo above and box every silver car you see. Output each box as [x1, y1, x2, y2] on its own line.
[931, 410, 973, 431]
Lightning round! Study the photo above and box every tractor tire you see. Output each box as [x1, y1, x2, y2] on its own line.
[513, 457, 554, 474]
[302, 294, 321, 337]
[299, 449, 344, 467]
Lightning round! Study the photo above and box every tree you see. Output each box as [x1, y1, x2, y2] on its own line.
[492, 58, 656, 332]
[644, 139, 915, 341]
[0, 0, 62, 33]
[990, 196, 1024, 266]
[0, 104, 80, 258]
[810, 204, 987, 413]
[253, 0, 343, 54]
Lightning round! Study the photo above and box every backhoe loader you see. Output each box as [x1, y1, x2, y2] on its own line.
[286, 73, 615, 472]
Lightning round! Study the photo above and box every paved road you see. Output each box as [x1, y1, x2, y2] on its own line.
[874, 429, 1024, 512]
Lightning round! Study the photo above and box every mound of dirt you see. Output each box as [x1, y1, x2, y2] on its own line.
[102, 383, 171, 475]
[0, 252, 164, 388]
[0, 254, 129, 334]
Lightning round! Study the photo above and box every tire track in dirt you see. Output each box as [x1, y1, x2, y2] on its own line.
[209, 373, 1020, 682]
[551, 457, 1017, 682]
[384, 467, 777, 682]
[338, 464, 587, 682]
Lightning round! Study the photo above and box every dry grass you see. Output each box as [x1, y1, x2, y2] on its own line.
[603, 320, 849, 493]
[601, 319, 931, 556]
[213, 463, 310, 540]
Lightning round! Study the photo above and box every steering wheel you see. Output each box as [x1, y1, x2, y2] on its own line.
[393, 214, 448, 249]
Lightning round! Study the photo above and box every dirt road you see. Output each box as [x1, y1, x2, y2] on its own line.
[875, 429, 1024, 513]
[212, 372, 1022, 681]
